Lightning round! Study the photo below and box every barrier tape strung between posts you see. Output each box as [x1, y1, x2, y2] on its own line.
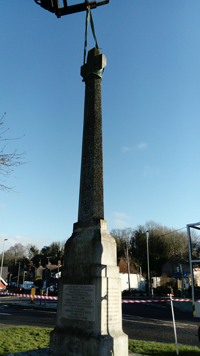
[122, 298, 194, 303]
[0, 292, 58, 300]
[0, 291, 199, 302]
[123, 298, 200, 302]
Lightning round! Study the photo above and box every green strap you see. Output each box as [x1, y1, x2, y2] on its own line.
[83, 7, 99, 65]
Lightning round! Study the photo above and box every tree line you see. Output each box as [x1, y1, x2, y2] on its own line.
[3, 241, 65, 277]
[111, 220, 200, 278]
[2, 220, 200, 278]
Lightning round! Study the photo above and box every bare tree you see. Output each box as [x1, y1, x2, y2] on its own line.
[8, 243, 26, 260]
[0, 112, 25, 191]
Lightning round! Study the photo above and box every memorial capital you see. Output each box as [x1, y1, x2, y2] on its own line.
[81, 47, 107, 81]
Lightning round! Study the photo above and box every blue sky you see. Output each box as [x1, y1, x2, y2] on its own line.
[1, 0, 200, 252]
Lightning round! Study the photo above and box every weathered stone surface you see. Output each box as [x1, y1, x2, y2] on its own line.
[49, 48, 128, 355]
[77, 48, 106, 229]
[50, 220, 128, 356]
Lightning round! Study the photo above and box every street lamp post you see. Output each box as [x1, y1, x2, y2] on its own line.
[0, 239, 8, 287]
[146, 231, 150, 296]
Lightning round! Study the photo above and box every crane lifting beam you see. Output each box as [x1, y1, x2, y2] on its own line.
[34, 0, 110, 18]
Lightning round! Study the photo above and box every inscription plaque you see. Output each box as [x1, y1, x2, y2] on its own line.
[103, 287, 121, 329]
[62, 284, 95, 322]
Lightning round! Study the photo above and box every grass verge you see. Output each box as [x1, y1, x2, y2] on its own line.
[0, 327, 52, 355]
[0, 326, 199, 355]
[129, 339, 200, 355]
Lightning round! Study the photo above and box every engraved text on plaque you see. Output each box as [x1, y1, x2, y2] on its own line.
[62, 284, 95, 322]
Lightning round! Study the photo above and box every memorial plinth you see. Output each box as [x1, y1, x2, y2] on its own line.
[49, 48, 128, 356]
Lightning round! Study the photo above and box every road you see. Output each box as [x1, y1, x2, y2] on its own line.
[0, 297, 56, 328]
[122, 301, 200, 348]
[0, 297, 200, 348]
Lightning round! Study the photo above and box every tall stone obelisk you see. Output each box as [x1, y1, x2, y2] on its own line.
[49, 47, 128, 356]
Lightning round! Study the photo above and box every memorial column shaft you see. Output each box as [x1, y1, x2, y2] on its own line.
[77, 48, 106, 227]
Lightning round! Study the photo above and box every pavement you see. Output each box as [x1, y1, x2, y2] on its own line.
[5, 351, 149, 356]
[7, 300, 57, 312]
[2, 297, 149, 356]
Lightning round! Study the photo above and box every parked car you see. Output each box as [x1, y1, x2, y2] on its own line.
[19, 282, 39, 291]
[48, 283, 58, 296]
[49, 284, 55, 292]
[122, 288, 147, 297]
[10, 282, 17, 287]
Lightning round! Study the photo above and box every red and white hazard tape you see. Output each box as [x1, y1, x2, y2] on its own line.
[0, 292, 199, 303]
[122, 299, 166, 303]
[122, 298, 193, 303]
[0, 292, 58, 300]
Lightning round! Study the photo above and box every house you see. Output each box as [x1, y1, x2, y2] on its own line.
[0, 267, 8, 290]
[1, 267, 8, 282]
[162, 257, 190, 277]
[35, 263, 62, 294]
[152, 276, 161, 288]
[117, 259, 146, 292]
[36, 262, 62, 279]
[0, 277, 8, 290]
[162, 257, 191, 289]
[193, 267, 200, 286]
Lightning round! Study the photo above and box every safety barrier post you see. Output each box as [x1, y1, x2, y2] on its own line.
[169, 293, 178, 355]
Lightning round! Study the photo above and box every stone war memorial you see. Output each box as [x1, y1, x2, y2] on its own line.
[49, 45, 128, 356]
[35, 1, 128, 355]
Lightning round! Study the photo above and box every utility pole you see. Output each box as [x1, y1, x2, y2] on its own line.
[146, 230, 150, 296]
[179, 263, 184, 298]
[17, 262, 20, 288]
[126, 243, 131, 293]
